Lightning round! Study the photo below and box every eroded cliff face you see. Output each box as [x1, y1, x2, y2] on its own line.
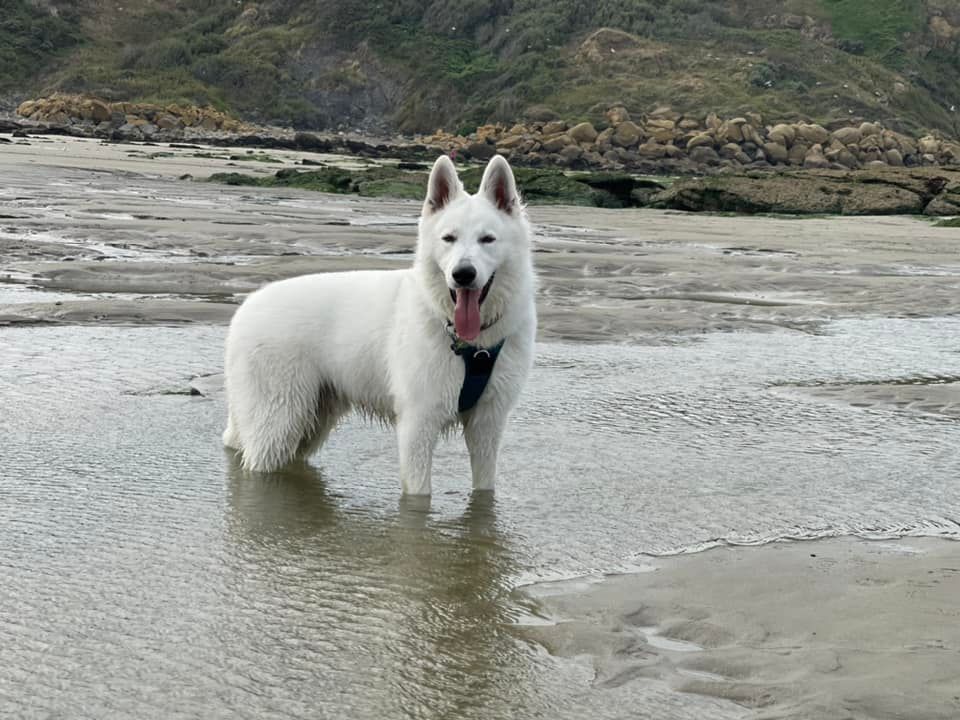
[6, 1, 960, 135]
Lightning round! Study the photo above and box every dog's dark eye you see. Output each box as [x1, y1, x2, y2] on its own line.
[442, 233, 457, 243]
[479, 234, 496, 244]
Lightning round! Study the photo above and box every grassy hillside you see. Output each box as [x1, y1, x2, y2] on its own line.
[4, 0, 960, 136]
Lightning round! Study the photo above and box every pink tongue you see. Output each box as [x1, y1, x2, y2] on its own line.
[454, 288, 482, 341]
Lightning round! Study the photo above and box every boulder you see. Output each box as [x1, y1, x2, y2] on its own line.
[568, 121, 598, 144]
[719, 143, 741, 159]
[687, 133, 715, 149]
[465, 141, 496, 160]
[496, 134, 526, 150]
[832, 126, 862, 146]
[885, 149, 904, 167]
[795, 123, 830, 146]
[768, 123, 796, 147]
[595, 127, 616, 151]
[803, 145, 830, 169]
[705, 112, 722, 130]
[689, 146, 720, 165]
[542, 120, 567, 135]
[606, 105, 631, 125]
[678, 119, 701, 131]
[559, 144, 583, 162]
[763, 141, 789, 164]
[541, 134, 570, 153]
[612, 121, 643, 148]
[788, 142, 810, 165]
[637, 142, 667, 159]
[919, 135, 941, 155]
[718, 120, 745, 143]
[859, 121, 882, 137]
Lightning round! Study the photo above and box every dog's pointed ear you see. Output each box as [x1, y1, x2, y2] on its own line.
[479, 155, 519, 214]
[424, 155, 463, 215]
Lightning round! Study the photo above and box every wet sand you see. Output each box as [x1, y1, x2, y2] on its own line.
[525, 538, 960, 719]
[3, 134, 960, 719]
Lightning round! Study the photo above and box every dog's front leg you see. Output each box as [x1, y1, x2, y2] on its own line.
[463, 405, 508, 492]
[396, 412, 441, 495]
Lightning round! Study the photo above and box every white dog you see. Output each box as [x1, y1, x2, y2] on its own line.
[222, 155, 537, 495]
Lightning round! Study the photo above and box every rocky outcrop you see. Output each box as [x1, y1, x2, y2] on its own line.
[10, 95, 960, 182]
[17, 94, 255, 134]
[416, 104, 960, 175]
[651, 167, 960, 216]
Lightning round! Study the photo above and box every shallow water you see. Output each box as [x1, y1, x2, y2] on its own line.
[2, 317, 959, 718]
[2, 137, 960, 718]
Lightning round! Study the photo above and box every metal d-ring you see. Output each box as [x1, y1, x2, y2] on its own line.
[473, 349, 491, 359]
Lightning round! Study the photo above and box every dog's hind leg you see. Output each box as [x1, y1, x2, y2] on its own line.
[229, 353, 324, 473]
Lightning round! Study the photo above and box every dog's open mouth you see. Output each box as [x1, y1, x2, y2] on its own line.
[449, 273, 494, 342]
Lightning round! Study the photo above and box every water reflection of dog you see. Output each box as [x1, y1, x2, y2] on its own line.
[222, 460, 529, 718]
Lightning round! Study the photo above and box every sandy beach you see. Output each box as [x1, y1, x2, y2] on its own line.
[2, 133, 959, 719]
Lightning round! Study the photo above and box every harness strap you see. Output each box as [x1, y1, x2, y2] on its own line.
[450, 338, 505, 413]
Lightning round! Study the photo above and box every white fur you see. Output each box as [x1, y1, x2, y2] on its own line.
[222, 155, 537, 495]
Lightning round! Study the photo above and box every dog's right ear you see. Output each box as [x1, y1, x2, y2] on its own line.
[424, 155, 463, 215]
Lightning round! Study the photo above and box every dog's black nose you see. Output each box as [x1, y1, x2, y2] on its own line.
[452, 264, 477, 287]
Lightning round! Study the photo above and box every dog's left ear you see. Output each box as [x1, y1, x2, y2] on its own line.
[480, 155, 519, 214]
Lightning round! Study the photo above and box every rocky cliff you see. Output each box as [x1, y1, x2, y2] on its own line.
[4, 0, 960, 137]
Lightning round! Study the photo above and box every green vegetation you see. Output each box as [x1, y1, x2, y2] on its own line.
[935, 217, 960, 227]
[8, 0, 960, 136]
[821, 0, 924, 63]
[0, 0, 80, 90]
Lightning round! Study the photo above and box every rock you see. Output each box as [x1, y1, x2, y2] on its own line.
[768, 123, 796, 147]
[464, 141, 496, 160]
[788, 142, 810, 165]
[155, 113, 182, 131]
[919, 135, 941, 155]
[745, 112, 763, 128]
[663, 144, 684, 159]
[941, 143, 960, 165]
[859, 121, 882, 137]
[705, 112, 722, 130]
[689, 146, 720, 165]
[865, 160, 888, 169]
[496, 134, 526, 150]
[832, 126, 862, 146]
[795, 123, 830, 146]
[718, 120, 745, 143]
[568, 122, 598, 144]
[687, 133, 715, 149]
[606, 105, 631, 125]
[803, 145, 830, 169]
[922, 153, 939, 166]
[559, 144, 583, 162]
[637, 142, 667, 159]
[830, 148, 860, 169]
[595, 127, 616, 152]
[651, 170, 926, 215]
[542, 120, 567, 135]
[87, 100, 111, 123]
[741, 123, 763, 146]
[540, 134, 568, 153]
[885, 149, 904, 167]
[719, 143, 741, 159]
[734, 151, 753, 165]
[612, 121, 643, 148]
[649, 106, 680, 121]
[763, 141, 789, 164]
